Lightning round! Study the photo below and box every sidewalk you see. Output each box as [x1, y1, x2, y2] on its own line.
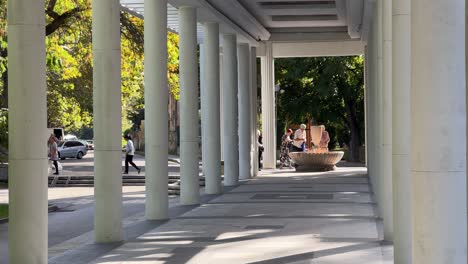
[53, 165, 393, 264]
[1, 163, 394, 263]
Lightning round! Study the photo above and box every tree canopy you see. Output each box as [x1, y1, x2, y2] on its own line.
[0, 0, 180, 145]
[275, 56, 365, 161]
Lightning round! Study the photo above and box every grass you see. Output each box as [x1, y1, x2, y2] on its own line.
[0, 204, 8, 219]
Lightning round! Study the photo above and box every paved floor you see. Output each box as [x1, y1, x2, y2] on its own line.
[0, 164, 394, 263]
[86, 166, 392, 263]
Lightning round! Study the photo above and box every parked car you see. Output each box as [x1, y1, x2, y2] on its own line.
[85, 140, 94, 150]
[63, 134, 78, 141]
[57, 140, 88, 159]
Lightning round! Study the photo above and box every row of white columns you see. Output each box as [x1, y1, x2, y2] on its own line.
[178, 7, 260, 203]
[7, 1, 261, 261]
[368, 0, 467, 263]
[8, 0, 264, 263]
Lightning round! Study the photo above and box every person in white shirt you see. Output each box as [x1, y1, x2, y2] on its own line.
[292, 124, 307, 152]
[124, 135, 140, 174]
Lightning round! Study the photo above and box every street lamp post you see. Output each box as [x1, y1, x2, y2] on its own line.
[274, 85, 285, 160]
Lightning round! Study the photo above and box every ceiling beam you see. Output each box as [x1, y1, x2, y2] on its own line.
[359, 0, 375, 43]
[260, 7, 337, 16]
[273, 40, 364, 57]
[335, 0, 347, 22]
[269, 31, 351, 42]
[201, 0, 270, 41]
[346, 0, 364, 39]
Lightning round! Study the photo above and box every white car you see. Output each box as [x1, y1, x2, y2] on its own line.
[63, 134, 78, 141]
[57, 140, 88, 159]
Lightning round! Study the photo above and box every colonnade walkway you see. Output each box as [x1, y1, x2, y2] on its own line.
[0, 165, 393, 263]
[49, 165, 392, 264]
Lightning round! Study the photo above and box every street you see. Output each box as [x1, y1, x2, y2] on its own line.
[56, 150, 146, 176]
[0, 151, 189, 263]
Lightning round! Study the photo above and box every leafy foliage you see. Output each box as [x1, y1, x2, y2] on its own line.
[275, 56, 364, 161]
[127, 32, 180, 130]
[0, 0, 169, 144]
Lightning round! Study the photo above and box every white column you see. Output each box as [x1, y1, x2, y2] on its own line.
[364, 46, 375, 187]
[392, 0, 412, 262]
[92, 0, 123, 242]
[363, 47, 368, 168]
[220, 54, 224, 162]
[412, 0, 466, 262]
[144, 0, 168, 220]
[200, 43, 207, 176]
[375, 0, 384, 220]
[382, 0, 393, 241]
[261, 41, 276, 169]
[366, 22, 377, 195]
[250, 47, 259, 177]
[179, 6, 200, 204]
[203, 23, 222, 194]
[238, 44, 251, 180]
[364, 46, 375, 185]
[8, 0, 48, 262]
[368, 2, 381, 224]
[466, 1, 468, 256]
[223, 34, 239, 186]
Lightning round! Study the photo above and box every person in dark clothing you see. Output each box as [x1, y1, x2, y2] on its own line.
[257, 130, 264, 170]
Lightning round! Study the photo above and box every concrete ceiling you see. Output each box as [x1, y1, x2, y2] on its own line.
[120, 0, 374, 45]
[237, 0, 346, 28]
[120, 1, 206, 41]
[209, 0, 373, 42]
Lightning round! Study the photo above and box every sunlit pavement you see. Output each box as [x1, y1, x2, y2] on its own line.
[0, 152, 181, 264]
[85, 166, 393, 264]
[1, 163, 393, 263]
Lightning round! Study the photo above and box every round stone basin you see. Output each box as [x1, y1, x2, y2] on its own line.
[289, 151, 344, 172]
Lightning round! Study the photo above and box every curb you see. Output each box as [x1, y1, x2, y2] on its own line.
[0, 204, 59, 224]
[168, 158, 180, 164]
[135, 151, 181, 164]
[48, 204, 59, 213]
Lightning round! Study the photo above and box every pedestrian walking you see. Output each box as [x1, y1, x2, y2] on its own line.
[123, 135, 141, 174]
[279, 129, 293, 169]
[48, 134, 60, 175]
[257, 130, 264, 170]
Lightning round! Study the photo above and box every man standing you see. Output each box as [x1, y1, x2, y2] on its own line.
[292, 124, 307, 152]
[124, 135, 141, 174]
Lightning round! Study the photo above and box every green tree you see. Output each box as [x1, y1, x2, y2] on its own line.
[126, 32, 180, 154]
[275, 56, 365, 161]
[0, 0, 150, 140]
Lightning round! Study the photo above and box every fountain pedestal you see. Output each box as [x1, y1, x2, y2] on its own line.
[289, 151, 344, 172]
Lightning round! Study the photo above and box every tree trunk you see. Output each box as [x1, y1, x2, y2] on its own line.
[345, 100, 361, 162]
[0, 70, 7, 109]
[168, 92, 178, 154]
[348, 122, 360, 162]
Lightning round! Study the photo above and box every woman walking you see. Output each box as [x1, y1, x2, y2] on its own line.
[279, 129, 293, 169]
[48, 134, 60, 175]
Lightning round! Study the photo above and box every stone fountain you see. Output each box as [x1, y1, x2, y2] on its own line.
[289, 125, 344, 172]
